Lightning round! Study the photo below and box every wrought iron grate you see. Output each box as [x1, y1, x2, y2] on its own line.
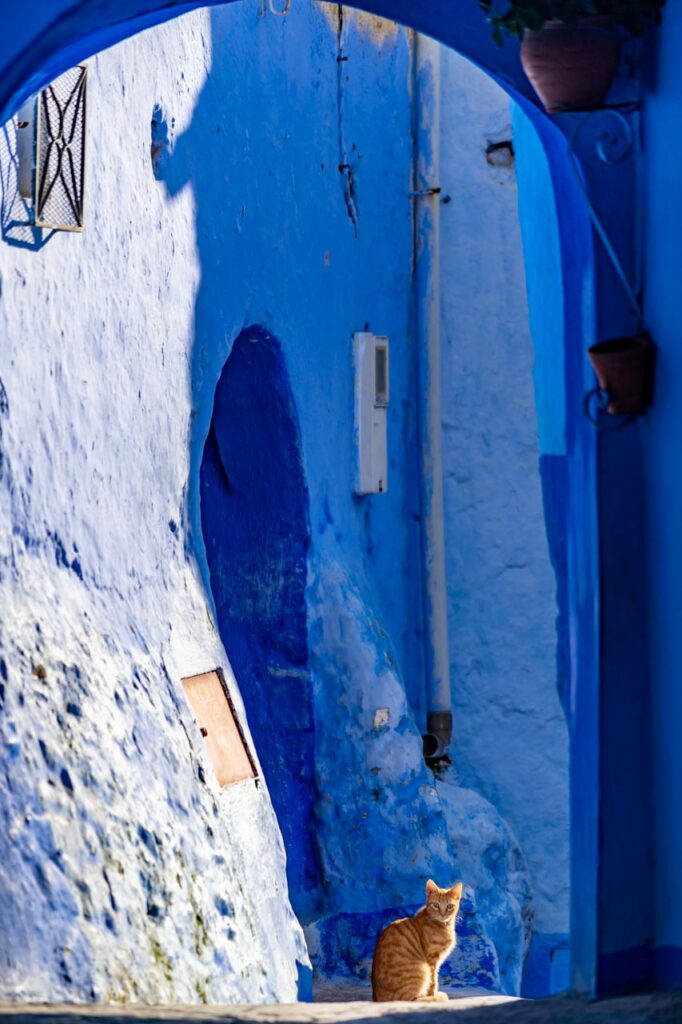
[34, 65, 87, 231]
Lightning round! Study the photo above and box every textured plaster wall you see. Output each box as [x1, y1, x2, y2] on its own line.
[305, 551, 533, 995]
[0, 0, 423, 1002]
[437, 51, 569, 955]
[0, 5, 326, 1004]
[180, 4, 533, 993]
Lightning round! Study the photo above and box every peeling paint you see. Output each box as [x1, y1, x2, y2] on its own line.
[332, 4, 360, 235]
[318, 3, 400, 46]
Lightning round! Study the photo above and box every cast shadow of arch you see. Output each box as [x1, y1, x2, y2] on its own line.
[157, 5, 324, 916]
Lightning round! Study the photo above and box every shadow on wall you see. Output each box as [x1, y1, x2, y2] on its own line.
[156, 1, 364, 925]
[156, 4, 543, 992]
[199, 326, 320, 920]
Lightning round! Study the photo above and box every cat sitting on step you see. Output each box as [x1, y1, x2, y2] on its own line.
[371, 880, 463, 1002]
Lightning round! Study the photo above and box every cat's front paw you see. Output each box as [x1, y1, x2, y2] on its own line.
[434, 992, 449, 1002]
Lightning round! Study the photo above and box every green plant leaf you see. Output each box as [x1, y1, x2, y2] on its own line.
[479, 0, 666, 39]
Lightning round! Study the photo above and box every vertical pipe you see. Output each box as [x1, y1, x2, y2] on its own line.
[413, 34, 452, 759]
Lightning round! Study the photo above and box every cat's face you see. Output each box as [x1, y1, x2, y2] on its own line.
[425, 880, 463, 923]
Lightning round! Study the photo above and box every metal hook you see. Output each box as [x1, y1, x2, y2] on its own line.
[268, 0, 291, 15]
[591, 109, 633, 165]
[582, 387, 636, 430]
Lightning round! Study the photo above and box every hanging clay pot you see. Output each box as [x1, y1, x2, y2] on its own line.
[587, 333, 656, 416]
[521, 18, 620, 113]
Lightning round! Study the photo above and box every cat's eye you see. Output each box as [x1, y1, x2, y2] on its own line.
[447, 903, 455, 911]
[429, 902, 440, 909]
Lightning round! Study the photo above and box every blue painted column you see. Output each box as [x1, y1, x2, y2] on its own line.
[515, 105, 600, 995]
[575, 113, 654, 996]
[641, 4, 682, 985]
[516, 102, 653, 996]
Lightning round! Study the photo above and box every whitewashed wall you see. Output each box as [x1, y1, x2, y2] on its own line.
[0, 9, 309, 1002]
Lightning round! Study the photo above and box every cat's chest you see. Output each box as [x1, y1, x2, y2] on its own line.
[421, 925, 455, 961]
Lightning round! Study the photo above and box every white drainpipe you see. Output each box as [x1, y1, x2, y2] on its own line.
[413, 33, 452, 760]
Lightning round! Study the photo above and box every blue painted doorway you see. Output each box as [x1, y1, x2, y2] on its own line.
[200, 325, 319, 920]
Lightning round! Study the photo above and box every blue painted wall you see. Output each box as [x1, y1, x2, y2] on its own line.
[0, 9, 323, 1001]
[514, 75, 656, 995]
[8, 0, 675, 1001]
[169, 0, 425, 930]
[512, 103, 601, 994]
[643, 3, 682, 987]
[0, 1, 433, 998]
[438, 52, 569, 995]
[154, 1, 423, 724]
[171, 3, 566, 990]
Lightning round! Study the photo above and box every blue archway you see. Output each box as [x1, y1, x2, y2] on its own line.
[0, 1, 535, 126]
[0, 0, 653, 997]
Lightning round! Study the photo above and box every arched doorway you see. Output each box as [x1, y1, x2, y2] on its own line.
[200, 325, 318, 919]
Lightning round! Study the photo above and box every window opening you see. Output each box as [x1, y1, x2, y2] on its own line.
[181, 668, 258, 788]
[16, 64, 87, 231]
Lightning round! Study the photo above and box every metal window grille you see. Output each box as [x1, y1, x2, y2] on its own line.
[34, 65, 87, 231]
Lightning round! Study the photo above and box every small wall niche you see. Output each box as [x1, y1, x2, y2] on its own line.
[150, 103, 173, 180]
[181, 669, 258, 787]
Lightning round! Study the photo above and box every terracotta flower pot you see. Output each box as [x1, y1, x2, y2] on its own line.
[521, 18, 620, 113]
[587, 333, 656, 416]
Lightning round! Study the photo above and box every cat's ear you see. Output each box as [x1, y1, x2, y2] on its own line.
[450, 882, 463, 899]
[426, 879, 439, 895]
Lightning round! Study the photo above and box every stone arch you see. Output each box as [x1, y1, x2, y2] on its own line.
[0, 1, 537, 125]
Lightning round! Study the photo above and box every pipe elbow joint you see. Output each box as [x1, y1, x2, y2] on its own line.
[422, 710, 452, 761]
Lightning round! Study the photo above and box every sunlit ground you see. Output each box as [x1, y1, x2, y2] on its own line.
[1, 989, 682, 1024]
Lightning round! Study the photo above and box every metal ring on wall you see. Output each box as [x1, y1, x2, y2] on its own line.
[567, 109, 643, 328]
[582, 387, 636, 430]
[268, 0, 291, 15]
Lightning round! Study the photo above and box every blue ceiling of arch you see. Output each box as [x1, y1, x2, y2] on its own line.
[0, 0, 536, 125]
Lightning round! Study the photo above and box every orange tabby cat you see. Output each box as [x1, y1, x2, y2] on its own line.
[371, 880, 463, 1002]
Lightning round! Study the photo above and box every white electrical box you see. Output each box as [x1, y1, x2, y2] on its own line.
[353, 332, 389, 495]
